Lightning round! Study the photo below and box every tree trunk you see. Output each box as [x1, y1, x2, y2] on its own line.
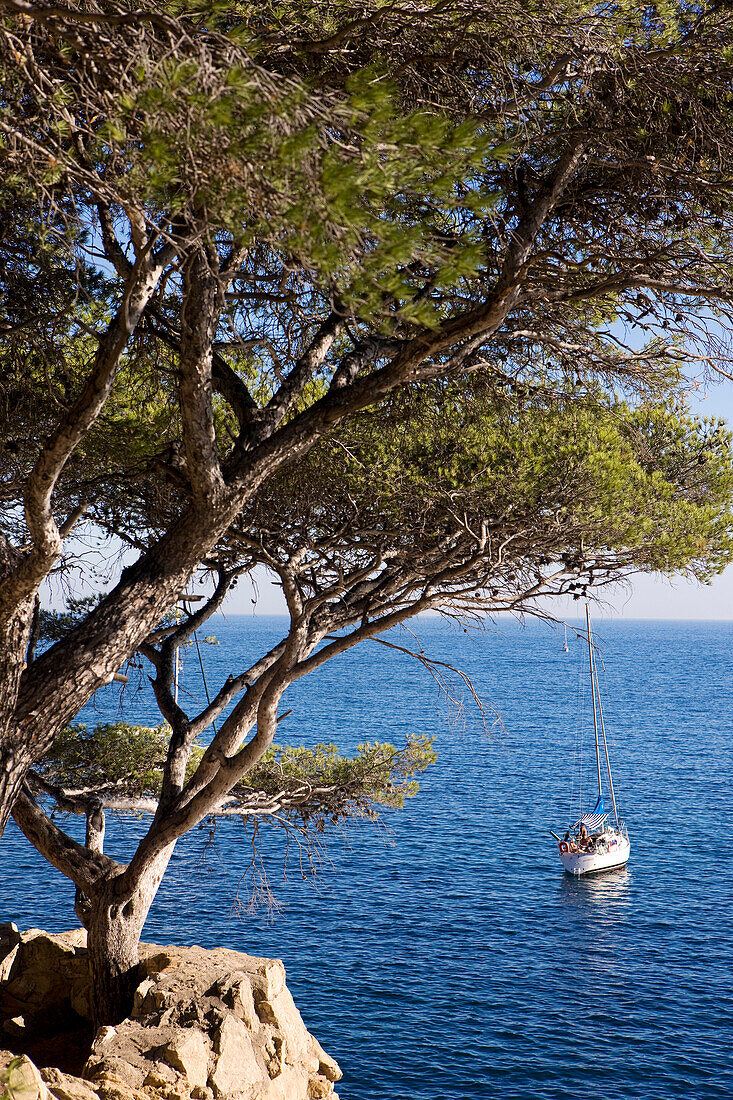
[0, 752, 31, 838]
[87, 889, 145, 1027]
[86, 846, 175, 1026]
[0, 588, 35, 837]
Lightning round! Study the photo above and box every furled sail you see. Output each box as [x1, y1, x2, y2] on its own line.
[573, 795, 608, 832]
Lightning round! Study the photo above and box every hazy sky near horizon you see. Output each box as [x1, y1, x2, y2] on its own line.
[223, 556, 733, 620]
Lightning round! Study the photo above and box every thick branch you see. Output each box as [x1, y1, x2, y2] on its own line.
[178, 245, 226, 504]
[11, 787, 120, 894]
[255, 310, 344, 440]
[0, 247, 173, 608]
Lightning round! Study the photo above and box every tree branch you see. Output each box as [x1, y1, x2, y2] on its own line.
[178, 244, 227, 504]
[11, 786, 120, 894]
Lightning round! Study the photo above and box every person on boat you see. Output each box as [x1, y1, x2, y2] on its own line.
[578, 824, 589, 850]
[561, 829, 578, 853]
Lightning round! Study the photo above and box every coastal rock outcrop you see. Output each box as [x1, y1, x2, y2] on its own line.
[0, 926, 341, 1100]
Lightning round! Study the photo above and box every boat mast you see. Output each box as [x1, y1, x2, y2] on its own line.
[586, 605, 602, 800]
[595, 675, 620, 825]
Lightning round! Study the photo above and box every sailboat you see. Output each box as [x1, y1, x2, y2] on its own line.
[553, 607, 631, 876]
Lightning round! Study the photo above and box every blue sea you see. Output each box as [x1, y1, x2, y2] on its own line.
[2, 616, 732, 1100]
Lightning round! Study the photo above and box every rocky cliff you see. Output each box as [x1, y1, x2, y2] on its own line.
[0, 926, 341, 1100]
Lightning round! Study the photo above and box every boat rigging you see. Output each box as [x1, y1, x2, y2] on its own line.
[551, 606, 630, 876]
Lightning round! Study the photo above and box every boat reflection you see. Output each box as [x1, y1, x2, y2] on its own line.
[557, 866, 632, 978]
[559, 865, 631, 909]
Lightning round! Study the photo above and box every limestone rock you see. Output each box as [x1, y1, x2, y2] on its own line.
[41, 1067, 99, 1100]
[0, 1051, 50, 1100]
[215, 976, 258, 1032]
[311, 1042, 341, 1084]
[191, 1088, 213, 1100]
[162, 1028, 210, 1090]
[0, 925, 21, 983]
[1, 931, 342, 1100]
[141, 1060, 177, 1089]
[3, 1015, 27, 1038]
[307, 1078, 332, 1100]
[0, 929, 91, 1029]
[210, 1014, 259, 1096]
[130, 981, 155, 1021]
[90, 1071, 149, 1100]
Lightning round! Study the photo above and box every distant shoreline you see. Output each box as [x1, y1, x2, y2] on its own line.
[206, 611, 733, 624]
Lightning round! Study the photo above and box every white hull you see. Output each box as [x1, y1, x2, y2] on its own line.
[559, 833, 630, 876]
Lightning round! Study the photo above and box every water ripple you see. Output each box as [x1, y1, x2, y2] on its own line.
[1, 617, 731, 1099]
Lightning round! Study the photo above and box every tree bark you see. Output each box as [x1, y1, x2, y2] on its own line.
[0, 753, 32, 837]
[0, 589, 36, 835]
[10, 785, 173, 1026]
[86, 845, 174, 1026]
[87, 887, 145, 1027]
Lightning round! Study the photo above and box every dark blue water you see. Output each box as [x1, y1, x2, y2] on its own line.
[2, 617, 732, 1099]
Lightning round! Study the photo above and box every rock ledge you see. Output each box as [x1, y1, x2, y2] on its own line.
[0, 925, 340, 1100]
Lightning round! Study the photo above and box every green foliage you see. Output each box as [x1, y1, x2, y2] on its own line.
[37, 723, 435, 827]
[14, 11, 502, 323]
[234, 736, 437, 827]
[4, 0, 733, 967]
[37, 723, 178, 796]
[37, 597, 102, 645]
[14, 0, 722, 338]
[252, 387, 733, 584]
[5, 0, 733, 542]
[0, 316, 183, 544]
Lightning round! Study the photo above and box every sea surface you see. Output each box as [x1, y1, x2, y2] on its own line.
[2, 616, 732, 1100]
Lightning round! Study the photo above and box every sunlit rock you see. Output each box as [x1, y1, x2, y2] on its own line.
[0, 930, 341, 1100]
